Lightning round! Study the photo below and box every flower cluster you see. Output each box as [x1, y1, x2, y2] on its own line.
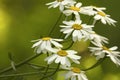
[31, 0, 120, 80]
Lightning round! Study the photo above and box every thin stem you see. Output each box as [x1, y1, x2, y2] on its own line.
[87, 16, 93, 25]
[27, 63, 55, 70]
[48, 13, 63, 36]
[92, 20, 97, 26]
[83, 57, 106, 71]
[0, 69, 66, 78]
[0, 72, 41, 78]
[40, 63, 60, 80]
[40, 53, 50, 79]
[63, 41, 74, 50]
[0, 53, 43, 74]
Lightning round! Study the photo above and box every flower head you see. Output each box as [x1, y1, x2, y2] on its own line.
[88, 32, 109, 45]
[89, 43, 120, 66]
[63, 2, 95, 19]
[45, 49, 81, 66]
[92, 6, 117, 26]
[60, 19, 94, 42]
[32, 37, 63, 54]
[46, 0, 76, 11]
[61, 66, 88, 80]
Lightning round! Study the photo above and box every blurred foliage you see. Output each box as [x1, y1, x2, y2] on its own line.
[0, 0, 120, 80]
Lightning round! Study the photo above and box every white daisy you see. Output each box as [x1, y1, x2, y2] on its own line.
[46, 0, 76, 11]
[63, 2, 95, 19]
[60, 19, 94, 42]
[89, 43, 120, 66]
[88, 32, 109, 45]
[45, 49, 81, 66]
[32, 37, 63, 54]
[62, 66, 88, 80]
[92, 6, 117, 26]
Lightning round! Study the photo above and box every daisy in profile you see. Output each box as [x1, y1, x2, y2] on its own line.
[88, 32, 109, 45]
[92, 6, 117, 26]
[63, 2, 95, 19]
[61, 66, 88, 80]
[46, 0, 76, 11]
[89, 43, 120, 66]
[45, 49, 81, 66]
[60, 19, 94, 42]
[32, 37, 63, 54]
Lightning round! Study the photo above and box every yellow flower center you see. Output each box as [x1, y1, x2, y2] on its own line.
[72, 24, 82, 30]
[97, 11, 106, 17]
[70, 6, 80, 11]
[72, 67, 81, 73]
[102, 46, 111, 52]
[42, 37, 51, 41]
[57, 50, 68, 56]
[57, 0, 64, 2]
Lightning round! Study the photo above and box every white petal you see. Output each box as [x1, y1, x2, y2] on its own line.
[60, 57, 66, 65]
[65, 58, 71, 66]
[66, 50, 77, 54]
[65, 71, 73, 79]
[71, 59, 80, 64]
[63, 20, 74, 26]
[71, 76, 76, 80]
[40, 41, 46, 50]
[55, 56, 62, 63]
[51, 40, 63, 48]
[78, 74, 83, 80]
[45, 54, 58, 64]
[80, 72, 88, 80]
[109, 46, 118, 50]
[36, 47, 42, 53]
[101, 17, 106, 24]
[53, 2, 60, 8]
[52, 38, 63, 41]
[73, 30, 79, 37]
[65, 32, 72, 39]
[63, 10, 73, 16]
[46, 41, 51, 48]
[32, 40, 42, 48]
[76, 3, 82, 8]
[68, 54, 81, 59]
[94, 15, 101, 20]
[64, 28, 73, 33]
[59, 4, 64, 11]
[46, 1, 56, 5]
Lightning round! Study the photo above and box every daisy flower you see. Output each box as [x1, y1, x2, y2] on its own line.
[63, 2, 95, 19]
[92, 6, 117, 26]
[32, 37, 63, 54]
[89, 43, 120, 66]
[88, 32, 109, 45]
[46, 0, 76, 11]
[60, 19, 94, 42]
[61, 66, 88, 80]
[45, 49, 81, 66]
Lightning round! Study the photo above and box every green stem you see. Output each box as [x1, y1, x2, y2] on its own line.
[0, 72, 41, 78]
[83, 57, 106, 71]
[0, 53, 43, 74]
[87, 16, 93, 25]
[40, 53, 50, 79]
[40, 63, 60, 80]
[27, 63, 55, 70]
[48, 13, 63, 36]
[0, 69, 66, 78]
[63, 41, 74, 50]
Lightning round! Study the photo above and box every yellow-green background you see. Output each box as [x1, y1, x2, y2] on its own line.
[0, 0, 120, 80]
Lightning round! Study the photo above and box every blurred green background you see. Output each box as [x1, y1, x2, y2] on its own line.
[0, 0, 120, 80]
